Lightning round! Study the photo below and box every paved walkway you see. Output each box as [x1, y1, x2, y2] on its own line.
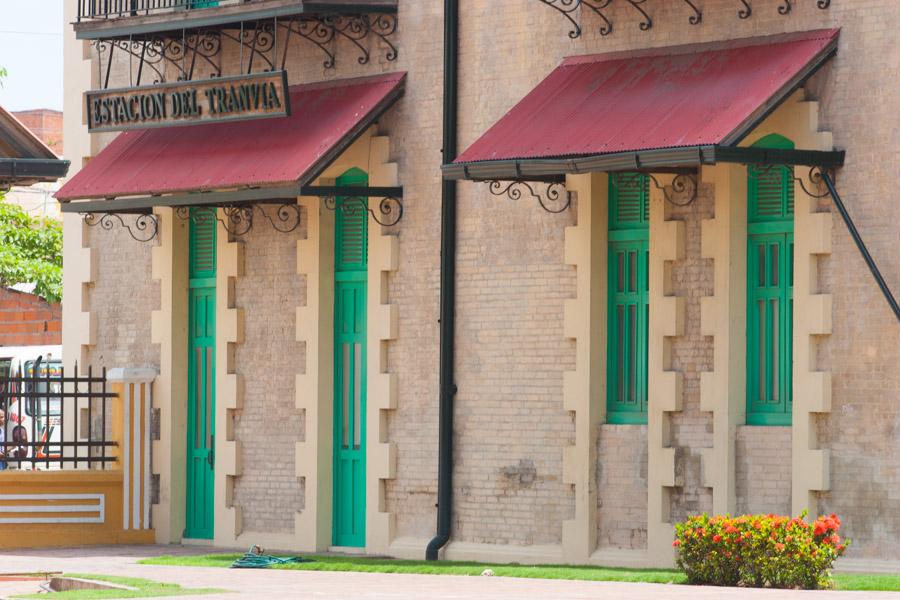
[0, 545, 894, 599]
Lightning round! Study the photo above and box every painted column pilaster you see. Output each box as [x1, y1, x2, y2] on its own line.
[561, 172, 607, 562]
[296, 196, 335, 551]
[365, 136, 400, 555]
[61, 214, 96, 370]
[150, 207, 189, 543]
[699, 164, 748, 515]
[214, 216, 244, 544]
[646, 177, 685, 567]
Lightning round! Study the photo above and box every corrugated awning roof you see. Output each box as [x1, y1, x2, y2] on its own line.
[0, 105, 70, 187]
[445, 29, 840, 180]
[56, 72, 405, 202]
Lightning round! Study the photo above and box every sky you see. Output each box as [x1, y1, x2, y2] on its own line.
[0, 1, 64, 112]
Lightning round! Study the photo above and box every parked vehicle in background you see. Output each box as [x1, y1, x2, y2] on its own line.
[0, 346, 62, 469]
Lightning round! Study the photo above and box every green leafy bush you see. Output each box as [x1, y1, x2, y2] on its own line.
[0, 197, 62, 303]
[674, 512, 847, 589]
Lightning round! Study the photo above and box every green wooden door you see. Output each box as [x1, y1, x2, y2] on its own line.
[186, 210, 216, 539]
[607, 173, 650, 424]
[333, 169, 368, 547]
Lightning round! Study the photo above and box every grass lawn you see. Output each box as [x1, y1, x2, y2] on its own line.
[12, 573, 224, 599]
[139, 553, 900, 591]
[141, 553, 684, 584]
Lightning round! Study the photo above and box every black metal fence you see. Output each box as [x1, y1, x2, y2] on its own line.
[77, 0, 245, 21]
[0, 365, 116, 470]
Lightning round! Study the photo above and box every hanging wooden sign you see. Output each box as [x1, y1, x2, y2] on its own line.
[86, 71, 291, 133]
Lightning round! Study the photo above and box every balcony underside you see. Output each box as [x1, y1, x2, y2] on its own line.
[74, 0, 397, 39]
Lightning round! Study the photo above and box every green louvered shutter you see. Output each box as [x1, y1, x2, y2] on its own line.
[609, 172, 651, 230]
[189, 210, 216, 280]
[747, 134, 794, 425]
[607, 173, 650, 424]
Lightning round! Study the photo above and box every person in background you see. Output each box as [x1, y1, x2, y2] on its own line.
[0, 408, 7, 470]
[11, 425, 29, 464]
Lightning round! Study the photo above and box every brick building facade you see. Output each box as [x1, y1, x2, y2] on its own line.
[59, 0, 898, 570]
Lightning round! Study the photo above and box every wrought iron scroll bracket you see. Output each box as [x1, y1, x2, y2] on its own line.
[173, 203, 303, 236]
[322, 196, 404, 227]
[174, 205, 254, 236]
[653, 173, 698, 207]
[82, 212, 159, 242]
[278, 13, 398, 71]
[486, 180, 572, 214]
[256, 202, 303, 233]
[95, 13, 399, 86]
[794, 166, 835, 199]
[619, 172, 699, 207]
[536, 0, 613, 39]
[624, 0, 652, 31]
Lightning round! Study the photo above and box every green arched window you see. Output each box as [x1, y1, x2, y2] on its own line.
[747, 134, 794, 425]
[607, 173, 650, 424]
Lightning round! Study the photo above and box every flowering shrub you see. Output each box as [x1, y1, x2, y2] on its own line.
[673, 512, 848, 589]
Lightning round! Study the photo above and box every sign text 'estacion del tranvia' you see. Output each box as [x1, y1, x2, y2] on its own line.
[85, 71, 290, 133]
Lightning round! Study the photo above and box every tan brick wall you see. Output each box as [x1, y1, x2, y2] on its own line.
[597, 425, 647, 550]
[668, 184, 714, 523]
[85, 220, 159, 371]
[451, 197, 576, 546]
[735, 426, 791, 516]
[232, 212, 306, 534]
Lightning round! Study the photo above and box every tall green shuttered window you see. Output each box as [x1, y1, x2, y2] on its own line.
[747, 134, 794, 425]
[607, 173, 650, 424]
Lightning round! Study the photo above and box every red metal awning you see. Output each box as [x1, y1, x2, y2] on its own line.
[445, 29, 839, 179]
[57, 72, 406, 202]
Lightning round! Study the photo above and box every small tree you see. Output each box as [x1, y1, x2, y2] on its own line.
[0, 195, 63, 303]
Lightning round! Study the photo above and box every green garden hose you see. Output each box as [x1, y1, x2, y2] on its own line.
[230, 546, 313, 569]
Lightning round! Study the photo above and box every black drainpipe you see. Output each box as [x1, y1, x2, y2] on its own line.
[426, 0, 459, 561]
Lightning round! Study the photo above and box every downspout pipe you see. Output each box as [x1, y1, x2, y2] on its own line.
[820, 172, 899, 321]
[426, 0, 459, 561]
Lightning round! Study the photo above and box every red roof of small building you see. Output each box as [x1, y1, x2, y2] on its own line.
[454, 30, 839, 165]
[56, 72, 406, 201]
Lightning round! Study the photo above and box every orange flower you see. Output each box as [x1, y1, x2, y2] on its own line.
[673, 539, 681, 547]
[713, 534, 722, 543]
[775, 543, 785, 552]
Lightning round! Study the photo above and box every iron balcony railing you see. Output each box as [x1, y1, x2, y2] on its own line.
[78, 0, 248, 21]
